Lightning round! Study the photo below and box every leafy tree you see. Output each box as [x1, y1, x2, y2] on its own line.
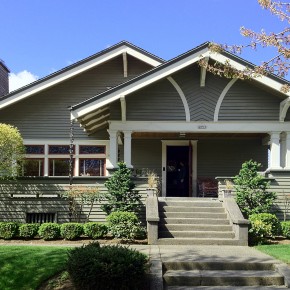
[200, 0, 290, 92]
[101, 162, 142, 215]
[234, 160, 276, 218]
[0, 123, 25, 179]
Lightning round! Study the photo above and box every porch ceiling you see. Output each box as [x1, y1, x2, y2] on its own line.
[131, 132, 267, 139]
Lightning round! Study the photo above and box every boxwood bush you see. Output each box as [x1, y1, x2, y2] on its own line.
[249, 213, 281, 244]
[38, 223, 61, 240]
[107, 211, 146, 240]
[281, 221, 290, 238]
[60, 223, 83, 240]
[67, 242, 148, 290]
[83, 222, 108, 239]
[19, 223, 39, 239]
[0, 222, 18, 240]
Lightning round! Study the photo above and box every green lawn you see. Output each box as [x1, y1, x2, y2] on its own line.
[255, 244, 290, 264]
[0, 246, 69, 290]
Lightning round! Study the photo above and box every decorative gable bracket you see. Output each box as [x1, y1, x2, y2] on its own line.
[280, 97, 290, 122]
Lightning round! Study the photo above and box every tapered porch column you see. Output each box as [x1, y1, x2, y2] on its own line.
[269, 132, 281, 169]
[284, 132, 290, 169]
[123, 130, 133, 168]
[107, 129, 118, 169]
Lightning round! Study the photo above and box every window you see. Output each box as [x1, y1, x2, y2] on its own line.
[25, 145, 44, 154]
[22, 159, 44, 176]
[26, 213, 55, 223]
[79, 145, 105, 154]
[49, 159, 71, 176]
[79, 159, 105, 176]
[49, 145, 72, 154]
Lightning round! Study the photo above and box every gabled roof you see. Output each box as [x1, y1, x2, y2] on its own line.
[71, 41, 290, 120]
[0, 41, 164, 110]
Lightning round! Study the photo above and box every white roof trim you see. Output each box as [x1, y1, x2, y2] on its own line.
[0, 44, 162, 110]
[71, 48, 290, 120]
[71, 47, 210, 119]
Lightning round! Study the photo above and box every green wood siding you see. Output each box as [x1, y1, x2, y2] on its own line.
[0, 55, 152, 140]
[219, 80, 281, 121]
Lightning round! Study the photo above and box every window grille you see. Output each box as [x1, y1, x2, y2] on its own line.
[26, 212, 56, 224]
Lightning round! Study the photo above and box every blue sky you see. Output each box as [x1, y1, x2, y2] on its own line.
[1, 0, 287, 90]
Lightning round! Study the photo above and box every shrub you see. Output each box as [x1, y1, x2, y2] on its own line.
[107, 211, 146, 240]
[0, 222, 19, 240]
[249, 213, 281, 244]
[101, 162, 142, 215]
[60, 223, 83, 240]
[38, 223, 61, 240]
[67, 242, 148, 290]
[19, 223, 39, 239]
[83, 222, 108, 239]
[281, 221, 290, 238]
[234, 160, 276, 218]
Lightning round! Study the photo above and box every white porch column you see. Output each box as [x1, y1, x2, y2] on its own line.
[284, 132, 290, 169]
[107, 129, 118, 169]
[123, 130, 133, 168]
[269, 132, 281, 169]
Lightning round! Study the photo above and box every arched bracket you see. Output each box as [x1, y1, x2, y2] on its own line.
[280, 97, 290, 122]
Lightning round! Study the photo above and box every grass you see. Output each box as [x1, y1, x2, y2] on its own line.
[0, 246, 69, 290]
[255, 244, 290, 264]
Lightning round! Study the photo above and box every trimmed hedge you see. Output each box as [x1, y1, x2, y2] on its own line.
[83, 222, 108, 239]
[19, 223, 39, 239]
[0, 222, 18, 240]
[38, 223, 61, 241]
[60, 223, 83, 240]
[67, 242, 148, 290]
[281, 221, 290, 238]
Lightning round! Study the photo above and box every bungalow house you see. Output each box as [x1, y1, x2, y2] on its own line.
[0, 41, 289, 233]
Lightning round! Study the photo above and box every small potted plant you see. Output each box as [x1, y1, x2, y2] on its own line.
[147, 171, 159, 196]
[223, 179, 233, 198]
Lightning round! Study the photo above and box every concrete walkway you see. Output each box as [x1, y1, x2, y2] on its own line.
[129, 245, 290, 289]
[1, 242, 290, 289]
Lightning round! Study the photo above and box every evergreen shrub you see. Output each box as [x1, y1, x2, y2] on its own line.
[0, 222, 18, 239]
[38, 223, 61, 240]
[83, 222, 107, 239]
[60, 223, 83, 240]
[281, 221, 290, 238]
[19, 223, 39, 239]
[67, 242, 148, 290]
[107, 211, 146, 240]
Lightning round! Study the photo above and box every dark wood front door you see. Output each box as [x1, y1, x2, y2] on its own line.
[166, 145, 190, 197]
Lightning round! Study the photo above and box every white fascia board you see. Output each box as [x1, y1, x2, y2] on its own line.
[109, 120, 290, 133]
[210, 53, 290, 97]
[71, 48, 210, 119]
[0, 45, 162, 111]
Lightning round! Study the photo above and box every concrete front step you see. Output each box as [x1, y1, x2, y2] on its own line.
[167, 286, 288, 289]
[163, 270, 285, 287]
[159, 224, 233, 232]
[159, 230, 235, 239]
[160, 206, 225, 213]
[159, 200, 222, 208]
[163, 262, 275, 271]
[160, 212, 227, 219]
[160, 217, 230, 225]
[157, 238, 240, 246]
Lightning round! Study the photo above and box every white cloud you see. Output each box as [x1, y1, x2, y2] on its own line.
[9, 70, 39, 92]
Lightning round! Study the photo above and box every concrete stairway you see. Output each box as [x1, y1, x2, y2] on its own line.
[157, 197, 239, 245]
[163, 261, 287, 289]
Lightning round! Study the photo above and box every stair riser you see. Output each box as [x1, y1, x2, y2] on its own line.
[159, 231, 235, 239]
[160, 212, 227, 218]
[159, 202, 222, 208]
[160, 206, 225, 213]
[159, 225, 233, 231]
[157, 239, 240, 245]
[163, 262, 275, 271]
[164, 276, 285, 287]
[160, 218, 230, 225]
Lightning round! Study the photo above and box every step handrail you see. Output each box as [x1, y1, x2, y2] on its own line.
[223, 197, 249, 246]
[146, 194, 159, 244]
